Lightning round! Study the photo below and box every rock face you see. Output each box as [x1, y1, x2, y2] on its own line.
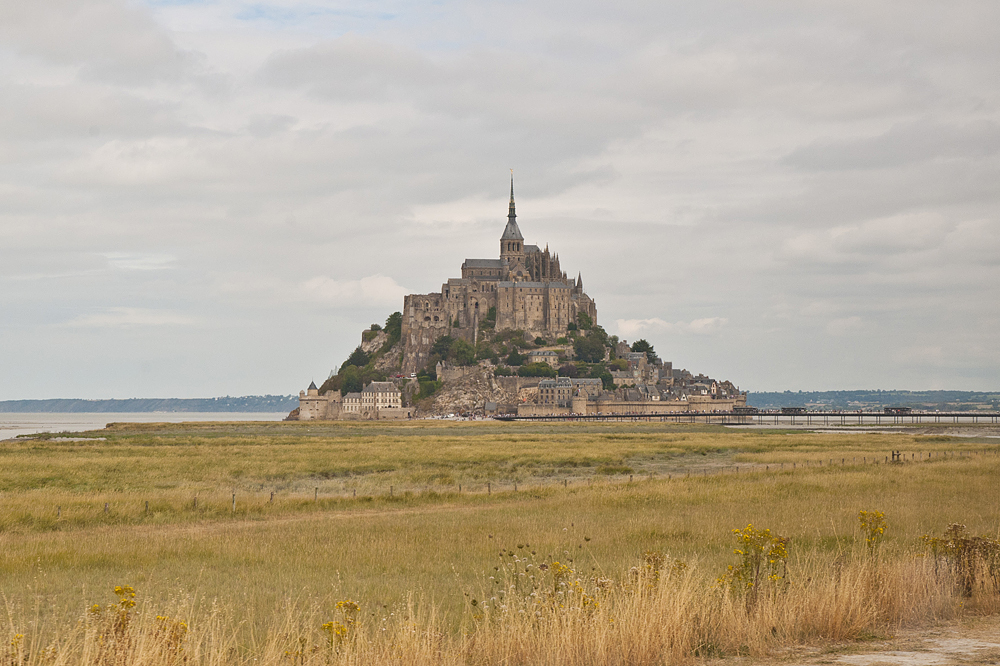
[372, 342, 403, 376]
[360, 330, 388, 354]
[424, 366, 541, 415]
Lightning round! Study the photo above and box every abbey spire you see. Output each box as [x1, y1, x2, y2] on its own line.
[500, 174, 524, 267]
[500, 175, 523, 242]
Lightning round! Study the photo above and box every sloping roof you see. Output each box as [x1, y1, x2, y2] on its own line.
[344, 392, 362, 399]
[462, 258, 504, 268]
[501, 217, 524, 240]
[308, 380, 317, 390]
[524, 244, 540, 253]
[363, 381, 399, 393]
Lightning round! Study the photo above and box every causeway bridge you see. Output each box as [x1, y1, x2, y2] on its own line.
[498, 410, 1000, 425]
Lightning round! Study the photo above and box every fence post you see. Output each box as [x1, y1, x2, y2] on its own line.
[488, 482, 491, 496]
[314, 487, 318, 502]
[270, 491, 274, 504]
[232, 493, 236, 513]
[390, 485, 393, 497]
[104, 502, 109, 514]
[144, 501, 149, 514]
[57, 506, 61, 518]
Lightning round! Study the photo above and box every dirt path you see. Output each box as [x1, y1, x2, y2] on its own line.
[773, 617, 1000, 666]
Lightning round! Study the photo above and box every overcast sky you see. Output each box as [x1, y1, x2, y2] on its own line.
[1, 0, 998, 399]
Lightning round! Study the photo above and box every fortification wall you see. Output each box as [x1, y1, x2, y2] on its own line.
[517, 403, 570, 417]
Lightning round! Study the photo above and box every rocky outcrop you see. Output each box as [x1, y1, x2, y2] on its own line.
[423, 367, 541, 415]
[373, 342, 403, 375]
[361, 330, 388, 354]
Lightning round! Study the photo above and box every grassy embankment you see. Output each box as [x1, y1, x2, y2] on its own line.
[2, 420, 1000, 665]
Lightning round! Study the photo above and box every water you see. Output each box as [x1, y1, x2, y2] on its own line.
[0, 412, 289, 440]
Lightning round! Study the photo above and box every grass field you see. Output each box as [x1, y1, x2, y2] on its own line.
[2, 421, 999, 665]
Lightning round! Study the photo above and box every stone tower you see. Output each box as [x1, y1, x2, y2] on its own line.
[499, 177, 525, 270]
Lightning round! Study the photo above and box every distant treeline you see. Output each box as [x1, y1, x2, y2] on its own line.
[747, 390, 1000, 410]
[0, 396, 297, 413]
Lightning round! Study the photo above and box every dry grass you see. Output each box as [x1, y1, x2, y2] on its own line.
[2, 421, 1000, 664]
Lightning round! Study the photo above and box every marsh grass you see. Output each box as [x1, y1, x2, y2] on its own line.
[4, 552, 995, 666]
[2, 421, 1000, 663]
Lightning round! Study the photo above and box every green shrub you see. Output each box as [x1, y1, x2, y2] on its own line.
[517, 363, 557, 378]
[416, 379, 443, 401]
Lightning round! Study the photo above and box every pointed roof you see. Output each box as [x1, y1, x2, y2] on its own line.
[500, 175, 524, 241]
[308, 380, 317, 390]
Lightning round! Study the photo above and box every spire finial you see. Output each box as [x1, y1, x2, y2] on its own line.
[508, 170, 516, 220]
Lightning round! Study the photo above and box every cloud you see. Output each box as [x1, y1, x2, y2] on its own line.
[63, 308, 197, 328]
[297, 274, 410, 307]
[0, 0, 195, 85]
[615, 317, 729, 339]
[826, 316, 863, 336]
[104, 253, 177, 270]
[785, 120, 1000, 171]
[2, 0, 1000, 397]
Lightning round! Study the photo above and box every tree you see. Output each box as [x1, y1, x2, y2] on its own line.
[481, 306, 497, 330]
[343, 346, 369, 370]
[574, 334, 606, 363]
[558, 363, 579, 378]
[631, 339, 657, 362]
[384, 312, 403, 345]
[451, 339, 476, 366]
[506, 350, 525, 366]
[431, 335, 455, 359]
[577, 312, 593, 330]
[534, 337, 547, 346]
[318, 374, 342, 394]
[518, 362, 557, 378]
[594, 368, 614, 390]
[340, 365, 363, 394]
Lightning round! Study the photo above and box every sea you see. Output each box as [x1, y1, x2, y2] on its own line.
[0, 412, 289, 440]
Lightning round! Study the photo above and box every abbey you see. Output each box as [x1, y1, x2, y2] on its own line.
[401, 180, 597, 373]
